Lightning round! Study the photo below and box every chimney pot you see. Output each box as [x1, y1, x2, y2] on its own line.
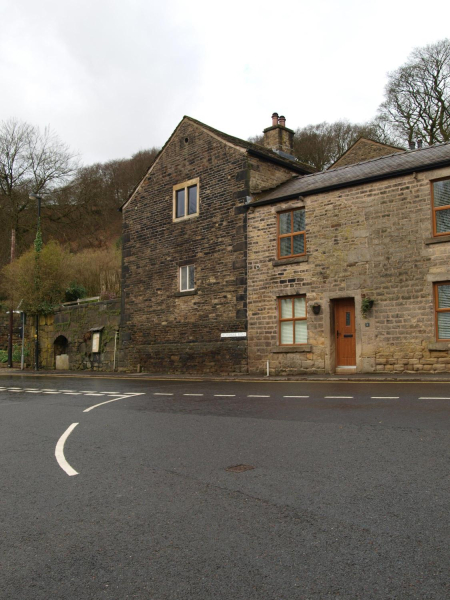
[271, 112, 279, 127]
[417, 139, 423, 148]
[409, 141, 416, 150]
[278, 115, 286, 127]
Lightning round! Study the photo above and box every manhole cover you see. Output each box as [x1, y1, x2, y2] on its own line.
[226, 464, 255, 473]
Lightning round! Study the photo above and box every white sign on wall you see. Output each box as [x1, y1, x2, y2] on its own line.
[92, 331, 101, 353]
[220, 332, 247, 338]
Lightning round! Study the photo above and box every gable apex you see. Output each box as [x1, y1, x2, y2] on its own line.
[121, 115, 314, 212]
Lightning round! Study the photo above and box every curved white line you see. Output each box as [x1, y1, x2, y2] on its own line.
[55, 423, 79, 476]
[83, 393, 145, 413]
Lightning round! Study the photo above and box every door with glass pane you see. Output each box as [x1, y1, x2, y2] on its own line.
[335, 299, 356, 367]
[279, 296, 307, 346]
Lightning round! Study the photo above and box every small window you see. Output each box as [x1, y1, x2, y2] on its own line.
[278, 209, 306, 258]
[278, 296, 307, 345]
[180, 265, 195, 292]
[431, 178, 450, 236]
[173, 178, 199, 221]
[434, 282, 450, 341]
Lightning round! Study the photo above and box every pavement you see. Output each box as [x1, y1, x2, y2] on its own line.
[2, 366, 450, 382]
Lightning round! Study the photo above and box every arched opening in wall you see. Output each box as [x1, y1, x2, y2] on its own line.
[54, 335, 69, 370]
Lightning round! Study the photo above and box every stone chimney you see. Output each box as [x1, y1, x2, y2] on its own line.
[263, 112, 294, 154]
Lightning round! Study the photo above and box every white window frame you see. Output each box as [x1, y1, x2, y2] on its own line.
[173, 177, 199, 222]
[180, 265, 195, 292]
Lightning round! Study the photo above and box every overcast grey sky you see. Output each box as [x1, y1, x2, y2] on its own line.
[1, 0, 449, 165]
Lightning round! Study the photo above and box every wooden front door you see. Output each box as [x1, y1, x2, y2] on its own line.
[335, 299, 356, 367]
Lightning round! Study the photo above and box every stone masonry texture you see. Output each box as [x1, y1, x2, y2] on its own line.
[28, 300, 121, 371]
[331, 139, 403, 169]
[121, 118, 299, 374]
[247, 166, 450, 374]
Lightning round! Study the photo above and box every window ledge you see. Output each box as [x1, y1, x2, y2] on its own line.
[428, 342, 450, 351]
[272, 255, 308, 267]
[425, 235, 450, 245]
[271, 344, 312, 353]
[173, 214, 199, 223]
[174, 290, 198, 297]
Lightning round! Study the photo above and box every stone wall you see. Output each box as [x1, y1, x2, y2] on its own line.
[29, 299, 121, 371]
[121, 119, 249, 374]
[331, 139, 402, 169]
[248, 165, 450, 374]
[248, 156, 298, 194]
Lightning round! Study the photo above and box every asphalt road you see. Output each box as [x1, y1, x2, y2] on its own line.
[1, 375, 449, 599]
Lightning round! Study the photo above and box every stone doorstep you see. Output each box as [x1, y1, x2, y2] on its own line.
[335, 366, 357, 375]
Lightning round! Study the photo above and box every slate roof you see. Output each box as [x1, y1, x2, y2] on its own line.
[185, 116, 315, 174]
[253, 142, 450, 205]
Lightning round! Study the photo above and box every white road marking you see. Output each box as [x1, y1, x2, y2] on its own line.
[83, 395, 138, 412]
[25, 390, 41, 393]
[419, 397, 450, 400]
[101, 391, 120, 394]
[83, 393, 105, 396]
[154, 393, 174, 396]
[64, 392, 82, 395]
[55, 423, 79, 476]
[183, 393, 204, 396]
[8, 389, 22, 392]
[43, 391, 60, 394]
[42, 389, 57, 391]
[24, 388, 38, 391]
[371, 396, 399, 399]
[214, 394, 236, 397]
[59, 389, 76, 392]
[325, 396, 354, 399]
[283, 395, 310, 398]
[248, 395, 270, 398]
[8, 387, 21, 390]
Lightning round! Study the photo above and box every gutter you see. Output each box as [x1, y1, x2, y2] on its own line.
[248, 158, 450, 208]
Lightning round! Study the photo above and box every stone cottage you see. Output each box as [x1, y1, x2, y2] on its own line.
[247, 142, 450, 374]
[120, 114, 313, 373]
[121, 112, 450, 375]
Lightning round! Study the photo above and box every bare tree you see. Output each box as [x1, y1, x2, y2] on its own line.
[45, 147, 159, 250]
[378, 39, 450, 146]
[0, 119, 78, 254]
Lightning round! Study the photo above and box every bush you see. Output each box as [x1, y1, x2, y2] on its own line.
[65, 282, 87, 302]
[0, 345, 29, 363]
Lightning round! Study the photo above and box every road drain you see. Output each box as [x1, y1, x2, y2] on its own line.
[226, 464, 255, 473]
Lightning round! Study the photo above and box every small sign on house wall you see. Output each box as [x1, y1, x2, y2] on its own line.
[220, 332, 247, 338]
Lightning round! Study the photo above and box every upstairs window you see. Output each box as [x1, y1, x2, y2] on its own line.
[180, 265, 195, 292]
[435, 282, 450, 341]
[278, 296, 307, 345]
[432, 177, 450, 236]
[173, 178, 199, 220]
[278, 208, 306, 258]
